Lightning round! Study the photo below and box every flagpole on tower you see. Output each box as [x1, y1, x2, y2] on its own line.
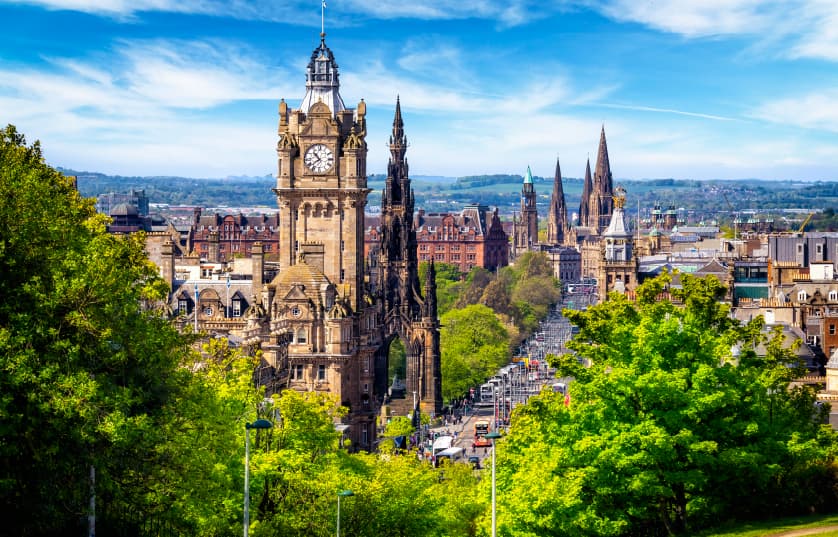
[321, 0, 326, 36]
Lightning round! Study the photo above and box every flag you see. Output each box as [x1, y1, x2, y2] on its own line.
[322, 0, 326, 7]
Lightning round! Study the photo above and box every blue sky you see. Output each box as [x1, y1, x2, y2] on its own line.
[2, 0, 838, 181]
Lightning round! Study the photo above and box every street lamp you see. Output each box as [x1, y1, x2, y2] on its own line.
[336, 489, 354, 537]
[244, 419, 273, 537]
[486, 430, 502, 537]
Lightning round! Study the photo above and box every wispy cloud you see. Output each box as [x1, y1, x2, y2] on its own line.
[598, 103, 738, 122]
[591, 0, 838, 62]
[750, 89, 838, 133]
[9, 0, 562, 26]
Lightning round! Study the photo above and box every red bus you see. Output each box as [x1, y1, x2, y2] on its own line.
[473, 419, 492, 448]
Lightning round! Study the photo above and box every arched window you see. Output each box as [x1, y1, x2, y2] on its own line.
[798, 290, 808, 302]
[829, 290, 838, 302]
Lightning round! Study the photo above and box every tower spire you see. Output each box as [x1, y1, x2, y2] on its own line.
[593, 125, 614, 232]
[547, 156, 567, 244]
[579, 158, 592, 227]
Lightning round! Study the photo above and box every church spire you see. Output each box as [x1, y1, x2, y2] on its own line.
[594, 125, 613, 195]
[593, 125, 614, 231]
[579, 158, 592, 227]
[547, 156, 567, 244]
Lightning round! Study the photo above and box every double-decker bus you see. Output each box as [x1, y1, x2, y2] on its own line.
[472, 419, 492, 448]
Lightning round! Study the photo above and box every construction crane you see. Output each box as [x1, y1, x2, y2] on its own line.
[798, 212, 815, 234]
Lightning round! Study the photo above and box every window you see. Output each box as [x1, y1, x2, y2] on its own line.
[296, 329, 307, 344]
[317, 364, 326, 381]
[797, 244, 804, 254]
[798, 290, 808, 301]
[467, 254, 475, 261]
[232, 299, 241, 317]
[291, 364, 304, 380]
[831, 324, 836, 336]
[178, 299, 188, 315]
[451, 245, 460, 252]
[361, 425, 368, 446]
[436, 244, 445, 252]
[830, 290, 838, 301]
[340, 269, 345, 281]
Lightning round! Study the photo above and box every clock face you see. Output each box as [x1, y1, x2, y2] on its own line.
[304, 144, 334, 173]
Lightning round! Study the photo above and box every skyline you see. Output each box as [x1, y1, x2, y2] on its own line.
[2, 1, 838, 182]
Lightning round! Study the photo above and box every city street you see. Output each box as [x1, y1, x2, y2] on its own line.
[427, 292, 595, 467]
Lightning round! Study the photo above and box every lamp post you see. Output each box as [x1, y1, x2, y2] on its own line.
[485, 431, 502, 537]
[244, 419, 272, 537]
[336, 489, 354, 537]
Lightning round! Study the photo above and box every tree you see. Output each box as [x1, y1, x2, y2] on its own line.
[0, 125, 192, 533]
[490, 273, 838, 536]
[440, 304, 509, 401]
[420, 261, 462, 316]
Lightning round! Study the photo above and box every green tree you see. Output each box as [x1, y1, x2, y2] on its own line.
[420, 261, 462, 316]
[0, 125, 191, 533]
[440, 304, 510, 401]
[490, 273, 838, 536]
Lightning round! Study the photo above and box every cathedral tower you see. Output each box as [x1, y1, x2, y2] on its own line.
[546, 157, 568, 245]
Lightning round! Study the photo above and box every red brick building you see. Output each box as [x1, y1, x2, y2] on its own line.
[366, 203, 509, 274]
[192, 209, 280, 261]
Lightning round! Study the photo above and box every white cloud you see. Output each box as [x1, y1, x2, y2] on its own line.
[591, 0, 838, 62]
[751, 89, 838, 133]
[598, 103, 737, 122]
[7, 0, 551, 25]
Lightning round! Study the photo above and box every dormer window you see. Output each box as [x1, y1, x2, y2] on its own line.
[798, 290, 808, 302]
[829, 290, 838, 302]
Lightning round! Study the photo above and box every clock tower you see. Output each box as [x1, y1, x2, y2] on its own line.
[275, 33, 369, 312]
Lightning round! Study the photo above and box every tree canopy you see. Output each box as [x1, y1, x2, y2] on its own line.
[0, 125, 193, 533]
[440, 304, 510, 401]
[490, 273, 838, 536]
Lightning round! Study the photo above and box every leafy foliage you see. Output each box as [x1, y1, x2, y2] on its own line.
[440, 304, 510, 401]
[0, 125, 192, 533]
[491, 273, 838, 536]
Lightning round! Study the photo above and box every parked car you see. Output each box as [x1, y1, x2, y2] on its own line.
[468, 455, 481, 469]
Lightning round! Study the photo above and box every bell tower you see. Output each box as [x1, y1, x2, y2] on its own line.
[275, 33, 369, 311]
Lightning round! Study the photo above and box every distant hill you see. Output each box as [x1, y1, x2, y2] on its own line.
[64, 167, 838, 229]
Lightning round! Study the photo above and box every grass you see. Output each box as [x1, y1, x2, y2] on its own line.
[696, 514, 838, 537]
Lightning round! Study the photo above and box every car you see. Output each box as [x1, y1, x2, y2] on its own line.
[468, 455, 481, 469]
